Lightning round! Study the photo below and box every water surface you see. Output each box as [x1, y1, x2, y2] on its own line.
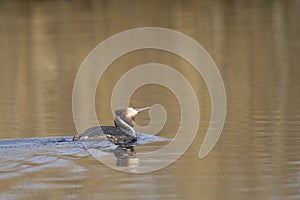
[0, 1, 300, 199]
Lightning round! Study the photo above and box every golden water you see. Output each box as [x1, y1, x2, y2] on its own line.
[0, 1, 299, 199]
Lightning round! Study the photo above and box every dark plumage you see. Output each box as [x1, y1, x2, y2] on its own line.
[72, 107, 150, 146]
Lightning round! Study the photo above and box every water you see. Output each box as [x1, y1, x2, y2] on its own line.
[0, 0, 300, 199]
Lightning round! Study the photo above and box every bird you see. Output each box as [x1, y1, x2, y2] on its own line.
[72, 107, 150, 146]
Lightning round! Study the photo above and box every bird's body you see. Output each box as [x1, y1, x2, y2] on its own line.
[72, 107, 150, 146]
[73, 126, 137, 145]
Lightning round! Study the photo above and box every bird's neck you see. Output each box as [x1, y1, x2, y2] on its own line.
[114, 116, 136, 137]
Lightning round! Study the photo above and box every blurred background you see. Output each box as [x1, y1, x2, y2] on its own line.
[0, 0, 299, 199]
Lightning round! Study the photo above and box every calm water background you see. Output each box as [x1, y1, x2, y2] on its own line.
[0, 0, 300, 199]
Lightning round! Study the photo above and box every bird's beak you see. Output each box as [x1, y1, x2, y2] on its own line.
[136, 107, 151, 113]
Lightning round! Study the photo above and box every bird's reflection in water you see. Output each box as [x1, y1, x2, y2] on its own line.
[82, 132, 170, 168]
[113, 146, 137, 167]
[85, 140, 139, 168]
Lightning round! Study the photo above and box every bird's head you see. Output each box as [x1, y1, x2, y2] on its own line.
[114, 107, 150, 127]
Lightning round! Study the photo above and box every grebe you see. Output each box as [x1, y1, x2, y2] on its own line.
[72, 107, 150, 146]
